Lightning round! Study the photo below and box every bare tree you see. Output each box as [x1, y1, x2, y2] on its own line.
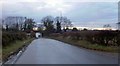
[54, 16, 73, 31]
[54, 16, 62, 33]
[24, 18, 36, 32]
[4, 16, 26, 31]
[61, 16, 73, 29]
[41, 16, 55, 34]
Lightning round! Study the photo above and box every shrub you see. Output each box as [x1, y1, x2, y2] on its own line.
[50, 30, 119, 46]
[116, 32, 120, 46]
[50, 33, 62, 37]
[2, 32, 27, 47]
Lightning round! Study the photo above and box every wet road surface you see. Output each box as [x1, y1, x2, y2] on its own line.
[10, 38, 118, 64]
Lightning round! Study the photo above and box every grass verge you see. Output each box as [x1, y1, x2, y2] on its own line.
[49, 37, 118, 53]
[2, 38, 34, 62]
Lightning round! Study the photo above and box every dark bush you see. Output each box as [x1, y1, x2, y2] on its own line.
[93, 31, 118, 46]
[50, 33, 62, 37]
[116, 33, 120, 46]
[2, 32, 27, 47]
[51, 30, 119, 46]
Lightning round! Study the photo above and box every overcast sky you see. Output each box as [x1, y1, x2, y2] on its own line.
[1, 0, 119, 29]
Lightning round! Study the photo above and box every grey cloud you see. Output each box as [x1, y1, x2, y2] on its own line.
[2, 2, 118, 28]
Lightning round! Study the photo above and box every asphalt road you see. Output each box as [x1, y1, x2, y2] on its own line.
[8, 38, 118, 64]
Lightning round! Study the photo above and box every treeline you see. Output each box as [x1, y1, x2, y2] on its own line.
[2, 16, 37, 47]
[40, 16, 72, 36]
[2, 16, 73, 36]
[50, 30, 120, 46]
[3, 17, 35, 32]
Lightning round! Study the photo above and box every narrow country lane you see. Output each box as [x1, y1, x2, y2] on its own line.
[6, 38, 118, 64]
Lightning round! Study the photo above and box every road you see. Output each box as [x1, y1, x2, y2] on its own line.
[7, 38, 118, 64]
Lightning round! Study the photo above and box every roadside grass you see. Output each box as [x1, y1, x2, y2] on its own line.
[2, 38, 34, 62]
[77, 40, 118, 52]
[50, 37, 118, 53]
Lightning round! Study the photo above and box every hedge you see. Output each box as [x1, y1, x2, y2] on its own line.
[2, 32, 27, 47]
[50, 30, 120, 46]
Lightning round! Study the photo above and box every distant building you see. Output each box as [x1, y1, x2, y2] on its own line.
[33, 27, 38, 31]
